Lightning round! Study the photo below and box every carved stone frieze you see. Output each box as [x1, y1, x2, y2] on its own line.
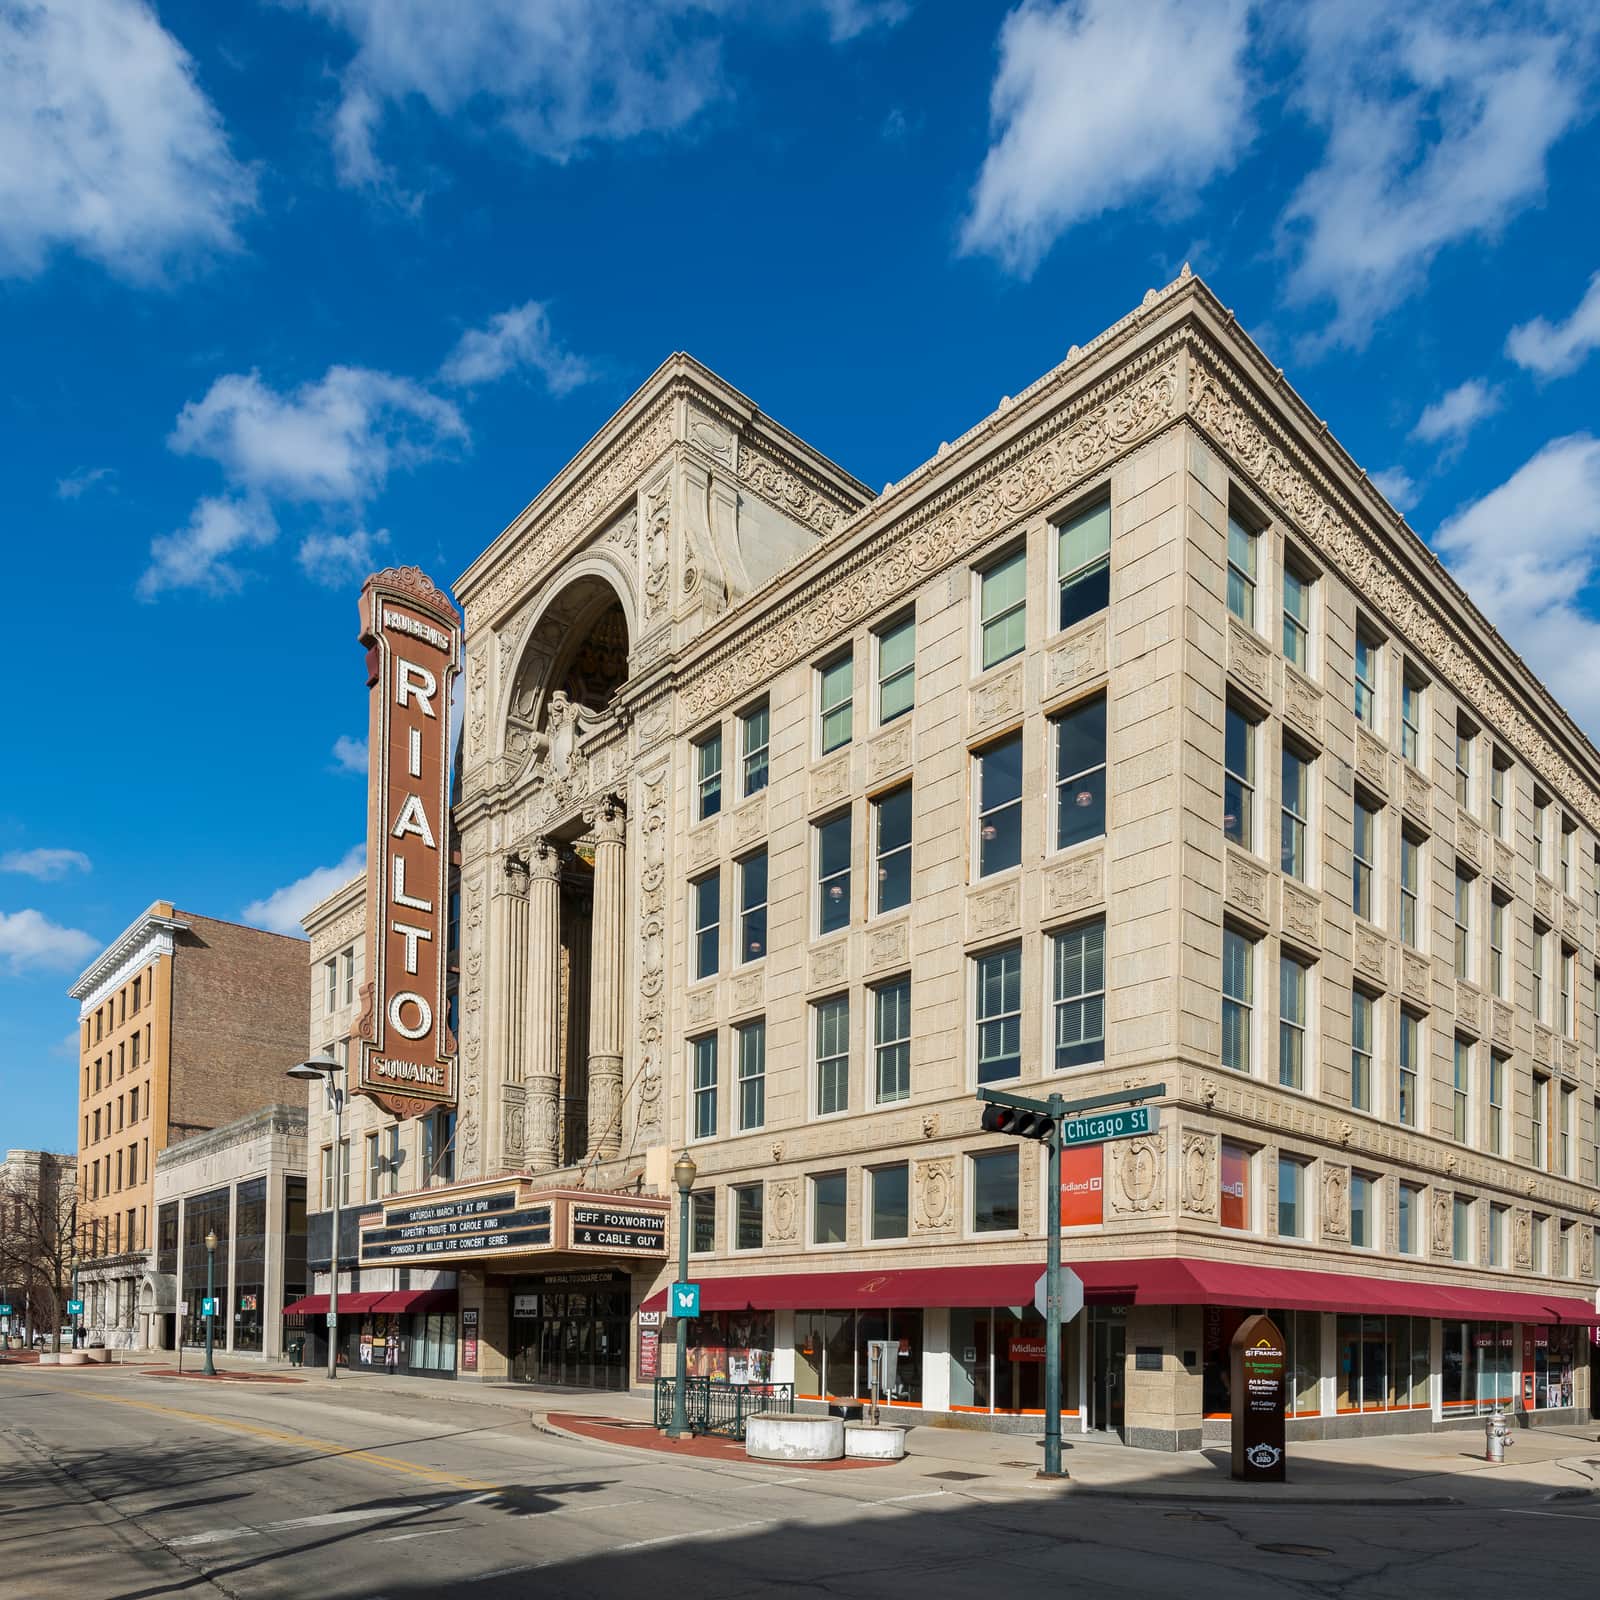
[687, 822, 718, 869]
[731, 795, 766, 850]
[865, 919, 910, 975]
[1321, 1164, 1349, 1241]
[1401, 764, 1430, 829]
[1401, 949, 1431, 1008]
[1282, 665, 1322, 744]
[1047, 617, 1108, 697]
[1561, 1039, 1579, 1079]
[1180, 1130, 1217, 1219]
[1492, 841, 1513, 892]
[913, 1156, 956, 1233]
[1582, 1226, 1595, 1280]
[736, 437, 851, 539]
[1355, 727, 1388, 797]
[1491, 1001, 1512, 1048]
[1044, 849, 1105, 919]
[1563, 895, 1583, 939]
[1110, 1131, 1168, 1216]
[809, 940, 848, 991]
[632, 763, 670, 1145]
[1352, 922, 1390, 989]
[1514, 1208, 1532, 1268]
[642, 471, 672, 625]
[1432, 1189, 1453, 1257]
[970, 662, 1024, 735]
[810, 754, 851, 811]
[1456, 984, 1481, 1037]
[1455, 810, 1482, 871]
[1224, 848, 1269, 924]
[1226, 617, 1270, 703]
[1280, 880, 1321, 951]
[731, 970, 764, 1016]
[869, 723, 914, 785]
[1533, 1026, 1553, 1067]
[767, 1178, 799, 1243]
[966, 881, 1020, 941]
[686, 986, 716, 1026]
[1534, 876, 1555, 922]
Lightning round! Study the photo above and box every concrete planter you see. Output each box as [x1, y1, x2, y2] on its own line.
[745, 1413, 844, 1462]
[36, 1352, 58, 1365]
[844, 1422, 908, 1461]
[59, 1351, 86, 1366]
[85, 1348, 110, 1364]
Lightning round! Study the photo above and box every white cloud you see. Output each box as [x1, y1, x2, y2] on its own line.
[0, 908, 99, 974]
[1433, 434, 1600, 738]
[298, 527, 387, 587]
[137, 493, 277, 598]
[242, 844, 366, 936]
[0, 848, 91, 880]
[51, 1028, 81, 1059]
[1280, 4, 1592, 348]
[332, 734, 368, 773]
[1410, 378, 1502, 446]
[56, 465, 116, 500]
[818, 0, 908, 41]
[1506, 269, 1600, 378]
[0, 0, 254, 282]
[439, 302, 592, 393]
[1370, 467, 1420, 513]
[170, 365, 468, 505]
[961, 0, 1255, 276]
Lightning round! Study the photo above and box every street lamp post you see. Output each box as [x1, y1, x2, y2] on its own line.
[202, 1229, 218, 1376]
[287, 1051, 345, 1381]
[665, 1150, 698, 1441]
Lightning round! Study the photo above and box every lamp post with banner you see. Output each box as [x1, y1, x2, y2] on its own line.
[202, 1230, 218, 1376]
[288, 1051, 346, 1380]
[665, 1150, 699, 1440]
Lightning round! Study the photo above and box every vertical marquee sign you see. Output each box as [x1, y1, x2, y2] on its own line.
[356, 566, 461, 1118]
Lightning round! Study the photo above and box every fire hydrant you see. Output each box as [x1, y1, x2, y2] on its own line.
[1484, 1406, 1513, 1463]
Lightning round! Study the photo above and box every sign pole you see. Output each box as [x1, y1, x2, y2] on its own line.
[1042, 1091, 1065, 1479]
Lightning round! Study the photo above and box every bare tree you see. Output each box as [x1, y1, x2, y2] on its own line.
[0, 1156, 77, 1354]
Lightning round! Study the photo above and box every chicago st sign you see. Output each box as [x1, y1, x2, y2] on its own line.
[356, 566, 460, 1116]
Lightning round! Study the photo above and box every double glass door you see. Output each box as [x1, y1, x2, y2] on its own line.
[509, 1275, 629, 1390]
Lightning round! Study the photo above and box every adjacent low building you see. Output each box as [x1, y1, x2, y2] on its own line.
[0, 1148, 76, 1345]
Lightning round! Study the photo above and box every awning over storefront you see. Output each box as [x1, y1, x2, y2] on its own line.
[282, 1288, 459, 1318]
[640, 1258, 1600, 1325]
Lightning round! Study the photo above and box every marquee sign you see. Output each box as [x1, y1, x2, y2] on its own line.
[356, 566, 461, 1116]
[360, 1190, 554, 1264]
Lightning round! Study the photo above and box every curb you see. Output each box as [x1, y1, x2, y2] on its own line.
[1056, 1485, 1462, 1507]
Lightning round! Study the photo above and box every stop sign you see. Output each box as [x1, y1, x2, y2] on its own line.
[1034, 1267, 1084, 1323]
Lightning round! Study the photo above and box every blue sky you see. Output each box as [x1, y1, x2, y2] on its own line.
[4, 0, 1600, 1153]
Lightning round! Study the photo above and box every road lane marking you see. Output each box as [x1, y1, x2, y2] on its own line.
[50, 1388, 501, 1493]
[376, 1529, 455, 1544]
[872, 1491, 948, 1504]
[168, 1505, 440, 1547]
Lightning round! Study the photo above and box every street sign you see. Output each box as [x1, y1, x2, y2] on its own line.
[1058, 1104, 1159, 1148]
[0, 1303, 11, 1316]
[326, 1311, 339, 1327]
[670, 1282, 701, 1318]
[66, 1299, 83, 1316]
[178, 1299, 189, 1315]
[1034, 1268, 1084, 1324]
[201, 1297, 219, 1317]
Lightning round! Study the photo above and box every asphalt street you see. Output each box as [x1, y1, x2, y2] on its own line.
[2, 1365, 1597, 1600]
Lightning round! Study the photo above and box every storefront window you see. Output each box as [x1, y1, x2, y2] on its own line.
[1204, 1306, 1319, 1417]
[1443, 1321, 1515, 1413]
[232, 1178, 267, 1353]
[687, 1310, 775, 1384]
[410, 1312, 457, 1371]
[793, 1308, 926, 1404]
[947, 1305, 1082, 1416]
[180, 1187, 231, 1349]
[1525, 1325, 1575, 1410]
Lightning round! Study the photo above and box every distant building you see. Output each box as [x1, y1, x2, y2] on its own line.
[0, 1148, 76, 1343]
[67, 903, 309, 1348]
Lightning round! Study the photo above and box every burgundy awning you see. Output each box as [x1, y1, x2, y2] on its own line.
[640, 1258, 1600, 1325]
[281, 1292, 389, 1317]
[371, 1289, 457, 1314]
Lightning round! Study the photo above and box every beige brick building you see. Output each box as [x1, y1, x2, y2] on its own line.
[310, 272, 1600, 1444]
[67, 903, 309, 1348]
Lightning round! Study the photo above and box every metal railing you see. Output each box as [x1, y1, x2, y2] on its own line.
[653, 1377, 795, 1439]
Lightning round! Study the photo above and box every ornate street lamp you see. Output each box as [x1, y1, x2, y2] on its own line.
[288, 1051, 345, 1380]
[665, 1149, 698, 1440]
[202, 1229, 218, 1376]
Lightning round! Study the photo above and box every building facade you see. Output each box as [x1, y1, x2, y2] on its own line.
[67, 903, 310, 1348]
[0, 1148, 76, 1345]
[314, 273, 1600, 1444]
[147, 1104, 307, 1359]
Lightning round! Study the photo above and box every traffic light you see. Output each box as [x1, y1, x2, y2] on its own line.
[981, 1103, 1054, 1141]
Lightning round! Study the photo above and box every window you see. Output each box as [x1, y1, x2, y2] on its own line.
[1453, 866, 1473, 982]
[690, 1190, 715, 1255]
[694, 728, 723, 821]
[1278, 1154, 1308, 1238]
[1558, 1084, 1575, 1175]
[1353, 797, 1377, 922]
[1400, 671, 1424, 767]
[1350, 1173, 1375, 1248]
[1557, 1222, 1573, 1277]
[1281, 743, 1312, 882]
[1226, 510, 1258, 626]
[1452, 1037, 1471, 1144]
[366, 1132, 382, 1201]
[1561, 946, 1576, 1038]
[1531, 1213, 1548, 1274]
[1282, 562, 1312, 670]
[1561, 817, 1576, 894]
[1398, 1008, 1421, 1128]
[735, 1019, 765, 1131]
[816, 812, 852, 934]
[980, 548, 1027, 669]
[691, 1035, 718, 1139]
[818, 652, 854, 754]
[1488, 1203, 1508, 1268]
[324, 958, 338, 1015]
[1057, 499, 1111, 632]
[1278, 954, 1309, 1090]
[1351, 989, 1374, 1112]
[812, 1172, 847, 1245]
[320, 1145, 334, 1211]
[815, 995, 850, 1116]
[384, 1124, 400, 1195]
[1222, 1142, 1251, 1229]
[1354, 628, 1379, 729]
[1488, 1052, 1507, 1156]
[1223, 704, 1257, 851]
[1454, 720, 1473, 811]
[873, 786, 912, 913]
[422, 1111, 454, 1185]
[1399, 1182, 1422, 1255]
[691, 871, 719, 980]
[342, 946, 355, 1006]
[1532, 1073, 1550, 1170]
[869, 1164, 910, 1240]
[738, 851, 767, 963]
[873, 979, 911, 1104]
[971, 1148, 1019, 1233]
[976, 733, 1023, 875]
[1534, 796, 1549, 876]
[732, 1183, 764, 1251]
[1222, 928, 1254, 1074]
[1452, 1196, 1473, 1263]
[1052, 921, 1105, 1070]
[1053, 695, 1106, 849]
[975, 945, 1022, 1084]
[1489, 895, 1507, 999]
[1490, 752, 1509, 840]
[1533, 926, 1548, 1022]
[740, 701, 770, 796]
[877, 615, 916, 723]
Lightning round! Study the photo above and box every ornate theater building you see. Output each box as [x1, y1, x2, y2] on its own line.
[298, 271, 1600, 1444]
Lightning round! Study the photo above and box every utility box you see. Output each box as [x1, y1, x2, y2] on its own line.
[866, 1339, 899, 1403]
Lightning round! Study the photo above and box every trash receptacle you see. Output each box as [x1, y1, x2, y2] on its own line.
[288, 1337, 304, 1368]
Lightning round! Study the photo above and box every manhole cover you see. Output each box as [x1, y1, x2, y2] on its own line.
[1256, 1544, 1332, 1558]
[925, 1470, 987, 1482]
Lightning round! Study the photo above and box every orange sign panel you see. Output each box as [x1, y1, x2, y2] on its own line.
[356, 566, 460, 1115]
[1059, 1142, 1103, 1227]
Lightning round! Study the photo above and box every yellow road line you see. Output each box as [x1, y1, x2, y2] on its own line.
[52, 1387, 501, 1494]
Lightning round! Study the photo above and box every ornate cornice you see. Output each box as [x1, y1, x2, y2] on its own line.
[68, 905, 188, 1019]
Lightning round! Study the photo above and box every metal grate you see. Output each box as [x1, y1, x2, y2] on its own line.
[924, 1470, 987, 1482]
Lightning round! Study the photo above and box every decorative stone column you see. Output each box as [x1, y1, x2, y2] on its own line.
[523, 839, 563, 1172]
[496, 854, 530, 1168]
[585, 796, 627, 1160]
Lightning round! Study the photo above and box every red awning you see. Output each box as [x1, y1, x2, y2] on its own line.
[282, 1292, 390, 1317]
[371, 1289, 457, 1315]
[639, 1258, 1600, 1325]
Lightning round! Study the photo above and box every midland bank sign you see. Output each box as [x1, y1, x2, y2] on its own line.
[356, 566, 461, 1117]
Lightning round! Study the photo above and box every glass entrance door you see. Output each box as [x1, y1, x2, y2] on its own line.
[509, 1274, 630, 1390]
[1089, 1312, 1125, 1434]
